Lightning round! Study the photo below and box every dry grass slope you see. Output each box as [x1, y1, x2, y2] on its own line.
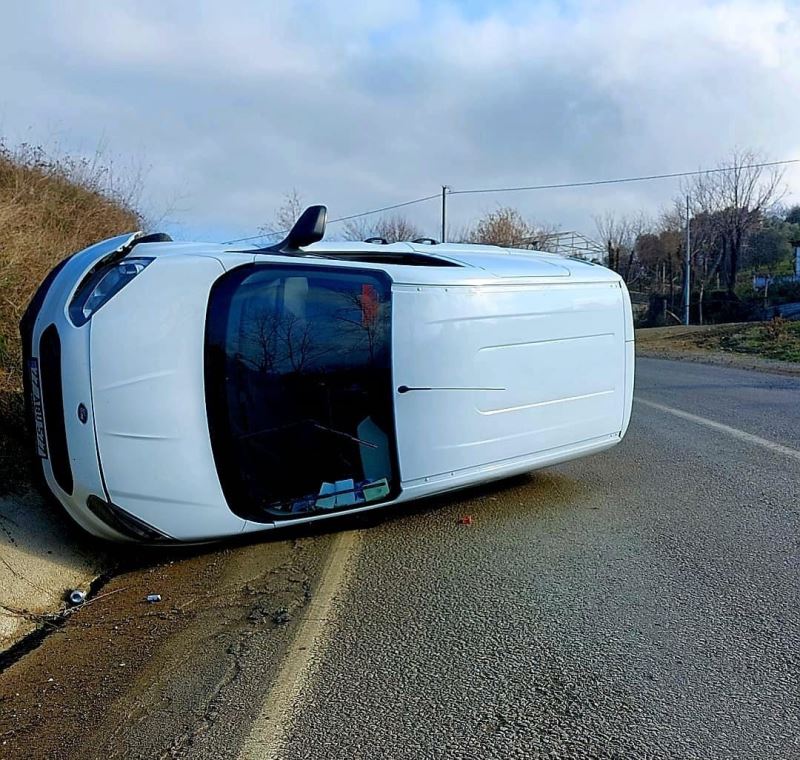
[0, 142, 141, 490]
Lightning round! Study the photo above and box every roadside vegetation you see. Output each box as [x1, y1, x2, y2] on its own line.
[706, 318, 800, 363]
[0, 141, 142, 492]
[637, 318, 800, 365]
[601, 153, 799, 327]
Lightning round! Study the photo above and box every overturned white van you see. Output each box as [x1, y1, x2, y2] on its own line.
[22, 206, 634, 542]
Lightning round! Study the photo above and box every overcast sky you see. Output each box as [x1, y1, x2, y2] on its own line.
[1, 0, 799, 243]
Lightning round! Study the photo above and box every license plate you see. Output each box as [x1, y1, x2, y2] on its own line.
[29, 358, 48, 459]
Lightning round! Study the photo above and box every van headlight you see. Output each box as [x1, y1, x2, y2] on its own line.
[69, 257, 153, 325]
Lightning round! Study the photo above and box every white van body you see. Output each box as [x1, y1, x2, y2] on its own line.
[21, 230, 634, 543]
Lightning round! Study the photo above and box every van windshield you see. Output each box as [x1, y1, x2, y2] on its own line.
[205, 264, 397, 521]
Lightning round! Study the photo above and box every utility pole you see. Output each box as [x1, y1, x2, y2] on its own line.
[441, 186, 449, 243]
[684, 194, 691, 325]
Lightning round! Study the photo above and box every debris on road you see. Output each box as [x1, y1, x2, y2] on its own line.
[458, 516, 473, 526]
[146, 594, 162, 603]
[67, 590, 85, 606]
[272, 608, 291, 625]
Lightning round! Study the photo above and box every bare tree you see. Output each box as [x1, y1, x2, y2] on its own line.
[249, 308, 280, 373]
[244, 305, 329, 375]
[341, 217, 372, 241]
[332, 287, 389, 361]
[467, 206, 557, 249]
[468, 207, 531, 247]
[279, 312, 316, 372]
[376, 215, 423, 242]
[634, 231, 666, 286]
[261, 188, 305, 237]
[594, 212, 650, 284]
[652, 215, 685, 302]
[683, 149, 785, 295]
[342, 214, 423, 243]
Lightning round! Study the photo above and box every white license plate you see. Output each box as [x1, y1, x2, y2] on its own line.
[29, 358, 48, 459]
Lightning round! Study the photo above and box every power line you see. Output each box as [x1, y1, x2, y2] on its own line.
[222, 158, 799, 245]
[449, 159, 800, 196]
[329, 192, 441, 223]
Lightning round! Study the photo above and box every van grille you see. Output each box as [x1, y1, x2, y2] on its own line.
[39, 325, 73, 494]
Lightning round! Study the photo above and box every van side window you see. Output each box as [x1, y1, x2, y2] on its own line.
[205, 265, 397, 521]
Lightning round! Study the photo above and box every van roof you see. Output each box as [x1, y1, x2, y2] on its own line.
[136, 238, 620, 286]
[301, 241, 615, 283]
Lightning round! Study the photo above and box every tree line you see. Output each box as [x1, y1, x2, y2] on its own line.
[600, 151, 796, 289]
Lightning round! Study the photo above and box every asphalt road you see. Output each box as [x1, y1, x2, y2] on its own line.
[2, 357, 799, 759]
[257, 357, 800, 760]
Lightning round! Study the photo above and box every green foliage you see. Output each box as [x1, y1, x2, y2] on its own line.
[717, 319, 800, 363]
[784, 205, 800, 225]
[743, 225, 792, 271]
[770, 281, 800, 302]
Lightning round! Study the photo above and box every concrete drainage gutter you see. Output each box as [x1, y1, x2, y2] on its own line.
[0, 489, 111, 653]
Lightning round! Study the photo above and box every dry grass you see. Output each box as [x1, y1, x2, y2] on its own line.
[0, 141, 142, 489]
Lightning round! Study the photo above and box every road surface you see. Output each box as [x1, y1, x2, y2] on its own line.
[1, 357, 798, 759]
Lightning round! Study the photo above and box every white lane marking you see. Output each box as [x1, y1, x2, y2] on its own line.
[239, 530, 363, 760]
[636, 398, 800, 463]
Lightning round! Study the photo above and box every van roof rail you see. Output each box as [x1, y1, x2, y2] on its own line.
[364, 237, 388, 245]
[412, 237, 439, 245]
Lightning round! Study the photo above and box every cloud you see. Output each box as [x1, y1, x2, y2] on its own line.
[1, 0, 798, 241]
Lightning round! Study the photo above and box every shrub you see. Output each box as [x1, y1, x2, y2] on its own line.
[762, 316, 790, 342]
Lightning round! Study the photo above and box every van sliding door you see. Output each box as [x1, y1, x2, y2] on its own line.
[393, 282, 627, 485]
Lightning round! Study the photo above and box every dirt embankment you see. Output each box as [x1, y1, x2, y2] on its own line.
[0, 491, 112, 651]
[635, 322, 800, 376]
